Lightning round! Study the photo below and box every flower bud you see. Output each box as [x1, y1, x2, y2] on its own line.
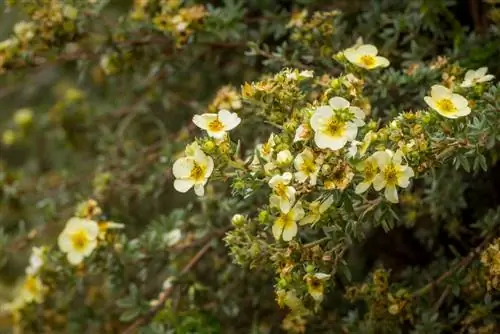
[231, 214, 246, 227]
[276, 150, 293, 166]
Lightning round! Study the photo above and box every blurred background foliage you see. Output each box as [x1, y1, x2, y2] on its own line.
[0, 0, 499, 333]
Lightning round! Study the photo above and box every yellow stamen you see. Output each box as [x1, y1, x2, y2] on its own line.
[208, 119, 224, 132]
[190, 163, 206, 181]
[436, 98, 457, 115]
[325, 118, 345, 137]
[383, 164, 399, 186]
[359, 55, 376, 68]
[70, 231, 89, 251]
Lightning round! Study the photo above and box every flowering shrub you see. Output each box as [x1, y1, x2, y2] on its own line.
[1, 0, 500, 333]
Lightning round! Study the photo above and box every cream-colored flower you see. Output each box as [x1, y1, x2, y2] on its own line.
[276, 149, 293, 166]
[293, 124, 312, 142]
[13, 21, 35, 42]
[310, 97, 365, 150]
[269, 172, 296, 213]
[20, 275, 46, 304]
[343, 44, 389, 70]
[305, 272, 330, 302]
[173, 146, 214, 196]
[251, 133, 276, 169]
[294, 148, 320, 186]
[287, 9, 308, 28]
[354, 155, 379, 194]
[300, 196, 333, 225]
[272, 202, 305, 241]
[26, 247, 45, 275]
[192, 109, 241, 139]
[424, 85, 471, 119]
[58, 218, 99, 265]
[460, 67, 494, 88]
[372, 150, 414, 203]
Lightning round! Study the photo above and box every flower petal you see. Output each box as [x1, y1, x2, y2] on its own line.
[355, 181, 370, 194]
[67, 252, 84, 265]
[281, 221, 297, 241]
[218, 109, 241, 130]
[174, 179, 194, 193]
[431, 85, 451, 99]
[192, 114, 217, 130]
[375, 56, 389, 68]
[310, 106, 333, 130]
[194, 184, 205, 196]
[372, 174, 386, 191]
[173, 158, 194, 178]
[384, 185, 399, 203]
[357, 44, 378, 55]
[328, 97, 350, 110]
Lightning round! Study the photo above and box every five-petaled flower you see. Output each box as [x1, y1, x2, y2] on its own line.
[300, 196, 333, 226]
[173, 144, 214, 196]
[294, 148, 321, 186]
[460, 67, 495, 88]
[269, 172, 296, 213]
[21, 275, 46, 304]
[310, 97, 365, 150]
[58, 217, 99, 265]
[343, 44, 389, 70]
[272, 202, 305, 241]
[424, 85, 471, 119]
[372, 150, 414, 203]
[304, 272, 331, 302]
[192, 109, 241, 139]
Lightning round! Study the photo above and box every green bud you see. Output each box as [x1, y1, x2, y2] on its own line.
[305, 265, 315, 273]
[231, 214, 246, 227]
[203, 140, 216, 153]
[258, 210, 269, 223]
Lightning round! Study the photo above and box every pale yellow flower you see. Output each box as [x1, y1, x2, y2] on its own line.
[372, 150, 414, 203]
[272, 202, 305, 241]
[294, 148, 320, 186]
[300, 196, 333, 225]
[58, 217, 99, 265]
[424, 85, 470, 119]
[20, 275, 46, 304]
[193, 109, 241, 139]
[13, 21, 35, 42]
[304, 272, 330, 302]
[460, 67, 494, 88]
[310, 97, 365, 150]
[173, 146, 214, 196]
[343, 44, 389, 70]
[269, 172, 296, 213]
[354, 155, 379, 194]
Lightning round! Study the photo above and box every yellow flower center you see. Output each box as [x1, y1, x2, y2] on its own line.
[302, 160, 317, 174]
[275, 183, 288, 198]
[435, 98, 457, 115]
[70, 230, 89, 251]
[208, 119, 224, 132]
[190, 163, 206, 181]
[359, 55, 376, 68]
[383, 164, 399, 186]
[325, 118, 345, 137]
[24, 277, 39, 294]
[363, 161, 377, 180]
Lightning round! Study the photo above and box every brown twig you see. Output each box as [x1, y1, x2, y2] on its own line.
[122, 240, 214, 334]
[412, 231, 496, 298]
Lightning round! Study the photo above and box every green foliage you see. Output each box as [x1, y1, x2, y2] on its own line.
[1, 0, 500, 333]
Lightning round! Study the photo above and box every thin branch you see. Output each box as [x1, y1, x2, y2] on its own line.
[122, 240, 214, 334]
[412, 231, 496, 298]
